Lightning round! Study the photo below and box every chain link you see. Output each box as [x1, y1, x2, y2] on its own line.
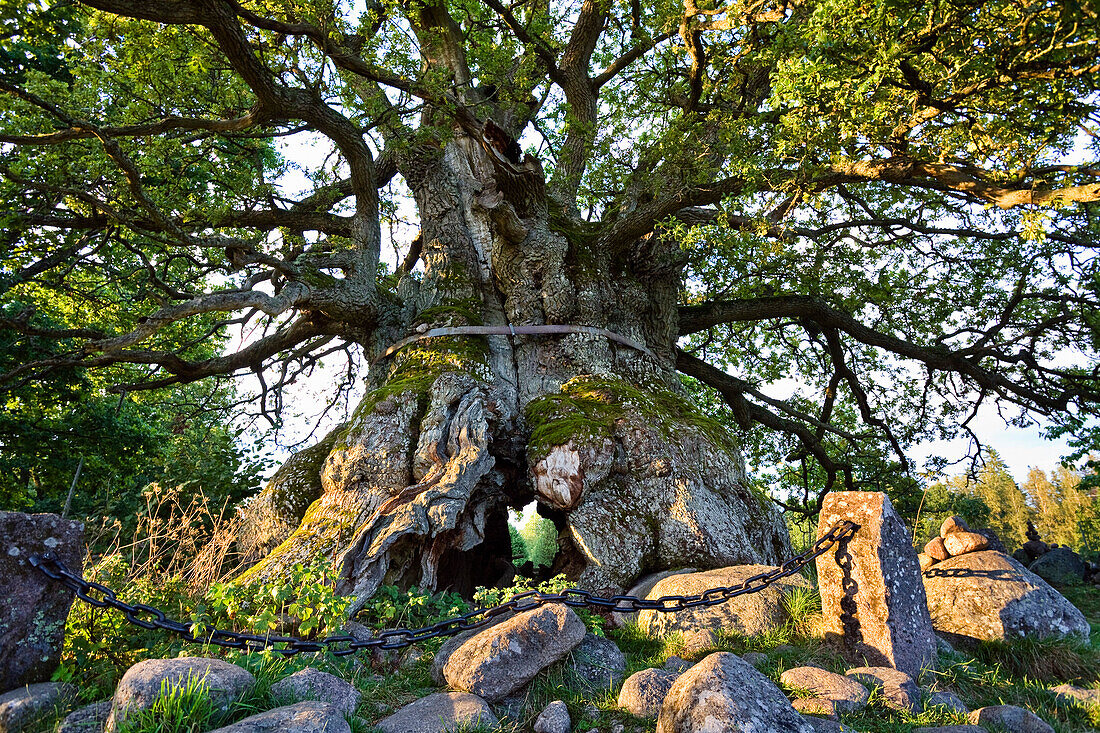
[28, 520, 858, 656]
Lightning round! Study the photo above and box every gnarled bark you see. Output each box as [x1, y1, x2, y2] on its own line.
[239, 130, 790, 606]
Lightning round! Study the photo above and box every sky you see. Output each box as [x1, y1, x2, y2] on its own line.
[910, 410, 1075, 485]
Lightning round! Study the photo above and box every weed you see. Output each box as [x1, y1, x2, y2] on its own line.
[193, 557, 352, 641]
[609, 621, 673, 675]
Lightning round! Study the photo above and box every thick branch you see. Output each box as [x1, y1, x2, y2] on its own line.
[826, 158, 1100, 210]
[74, 0, 202, 24]
[676, 349, 852, 500]
[88, 285, 309, 355]
[546, 0, 607, 207]
[601, 176, 746, 250]
[482, 0, 564, 85]
[0, 109, 262, 145]
[1, 315, 329, 391]
[679, 295, 1084, 413]
[592, 32, 675, 89]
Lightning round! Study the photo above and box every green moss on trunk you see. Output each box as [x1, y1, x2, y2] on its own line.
[333, 337, 491, 451]
[524, 375, 744, 462]
[415, 299, 484, 327]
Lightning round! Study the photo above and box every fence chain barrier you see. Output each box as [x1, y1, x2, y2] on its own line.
[28, 519, 858, 656]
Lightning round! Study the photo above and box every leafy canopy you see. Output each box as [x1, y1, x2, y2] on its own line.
[0, 0, 1097, 512]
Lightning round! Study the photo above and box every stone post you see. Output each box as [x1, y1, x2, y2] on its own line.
[0, 511, 83, 693]
[815, 492, 936, 678]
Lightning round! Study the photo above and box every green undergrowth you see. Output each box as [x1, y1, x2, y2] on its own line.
[46, 564, 1100, 733]
[963, 635, 1100, 683]
[53, 556, 460, 704]
[358, 584, 470, 631]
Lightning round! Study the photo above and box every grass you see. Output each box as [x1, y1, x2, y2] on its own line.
[1062, 584, 1100, 646]
[107, 653, 329, 733]
[913, 582, 1100, 733]
[112, 675, 218, 733]
[604, 581, 1100, 733]
[964, 635, 1099, 683]
[44, 567, 1100, 733]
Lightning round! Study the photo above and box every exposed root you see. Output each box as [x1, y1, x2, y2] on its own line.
[330, 372, 508, 613]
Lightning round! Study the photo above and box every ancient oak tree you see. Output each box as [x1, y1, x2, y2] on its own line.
[2, 0, 1098, 605]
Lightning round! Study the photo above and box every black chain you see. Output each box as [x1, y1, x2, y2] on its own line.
[28, 520, 858, 656]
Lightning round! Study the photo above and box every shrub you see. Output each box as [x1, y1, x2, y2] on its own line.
[193, 558, 351, 641]
[55, 554, 194, 700]
[59, 556, 356, 697]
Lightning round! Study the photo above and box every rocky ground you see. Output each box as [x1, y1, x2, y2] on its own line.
[4, 590, 1097, 732]
[3, 518, 1100, 733]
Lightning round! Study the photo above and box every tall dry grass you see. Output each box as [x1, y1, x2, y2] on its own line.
[82, 482, 255, 595]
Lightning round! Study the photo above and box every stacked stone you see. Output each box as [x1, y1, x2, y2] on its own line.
[1011, 525, 1099, 587]
[916, 517, 996, 572]
[920, 516, 1100, 586]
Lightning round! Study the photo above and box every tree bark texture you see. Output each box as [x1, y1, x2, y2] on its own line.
[239, 134, 790, 608]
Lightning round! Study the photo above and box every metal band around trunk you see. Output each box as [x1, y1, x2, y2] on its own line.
[376, 324, 658, 362]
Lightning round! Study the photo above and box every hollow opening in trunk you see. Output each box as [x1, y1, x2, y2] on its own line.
[506, 500, 578, 584]
[434, 507, 515, 597]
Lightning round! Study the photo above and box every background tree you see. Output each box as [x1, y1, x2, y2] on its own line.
[943, 450, 1030, 549]
[2, 0, 1098, 603]
[1024, 465, 1077, 548]
[1022, 462, 1100, 553]
[518, 512, 559, 570]
[0, 226, 270, 540]
[910, 480, 991, 547]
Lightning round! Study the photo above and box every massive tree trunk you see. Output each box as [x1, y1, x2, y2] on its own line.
[239, 132, 790, 609]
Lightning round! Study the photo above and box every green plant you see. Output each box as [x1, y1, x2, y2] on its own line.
[782, 584, 821, 626]
[610, 621, 676, 676]
[113, 674, 217, 733]
[193, 558, 352, 641]
[474, 575, 605, 636]
[355, 584, 470, 632]
[839, 686, 971, 732]
[55, 554, 196, 700]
